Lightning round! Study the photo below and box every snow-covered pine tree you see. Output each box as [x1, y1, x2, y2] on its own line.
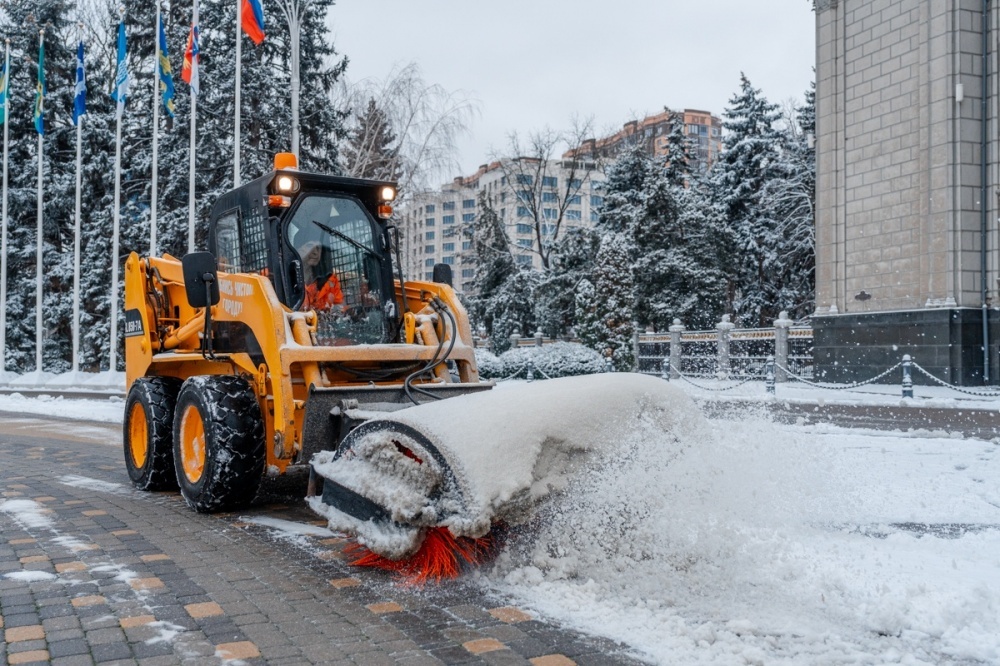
[76, 4, 125, 371]
[597, 143, 647, 238]
[711, 73, 785, 326]
[533, 225, 600, 338]
[341, 97, 402, 182]
[469, 191, 523, 352]
[756, 82, 816, 319]
[0, 0, 79, 372]
[485, 268, 539, 356]
[654, 181, 730, 329]
[584, 232, 634, 370]
[573, 277, 599, 350]
[662, 108, 694, 187]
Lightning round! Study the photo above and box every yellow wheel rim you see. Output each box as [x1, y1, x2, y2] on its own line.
[179, 404, 206, 484]
[128, 402, 148, 469]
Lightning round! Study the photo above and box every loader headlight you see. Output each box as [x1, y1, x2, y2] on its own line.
[276, 175, 300, 194]
[380, 186, 396, 202]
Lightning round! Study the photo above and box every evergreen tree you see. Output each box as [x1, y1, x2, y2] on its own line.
[342, 97, 401, 182]
[469, 191, 523, 353]
[662, 108, 693, 187]
[756, 83, 816, 319]
[0, 0, 77, 372]
[583, 233, 634, 370]
[574, 278, 599, 350]
[0, 0, 350, 373]
[534, 225, 600, 338]
[711, 73, 785, 326]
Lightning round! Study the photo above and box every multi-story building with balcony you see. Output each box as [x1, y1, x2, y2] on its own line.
[399, 160, 607, 294]
[564, 108, 723, 172]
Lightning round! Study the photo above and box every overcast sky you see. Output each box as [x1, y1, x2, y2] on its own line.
[326, 1, 816, 182]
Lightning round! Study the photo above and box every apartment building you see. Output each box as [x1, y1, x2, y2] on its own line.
[564, 109, 723, 172]
[399, 160, 607, 294]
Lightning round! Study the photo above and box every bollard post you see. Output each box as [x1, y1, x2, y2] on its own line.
[534, 331, 544, 347]
[661, 357, 670, 381]
[902, 354, 914, 398]
[669, 318, 684, 380]
[632, 327, 640, 373]
[605, 355, 614, 373]
[716, 314, 735, 378]
[773, 310, 791, 382]
[526, 357, 535, 383]
[509, 327, 521, 350]
[765, 355, 776, 394]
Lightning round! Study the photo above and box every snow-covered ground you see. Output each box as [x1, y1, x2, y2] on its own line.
[482, 411, 1000, 664]
[1, 377, 998, 664]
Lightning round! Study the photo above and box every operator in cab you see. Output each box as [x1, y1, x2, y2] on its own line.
[299, 240, 344, 311]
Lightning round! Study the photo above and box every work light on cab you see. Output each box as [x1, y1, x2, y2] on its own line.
[276, 175, 300, 193]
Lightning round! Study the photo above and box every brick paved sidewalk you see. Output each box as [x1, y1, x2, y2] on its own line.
[0, 417, 642, 666]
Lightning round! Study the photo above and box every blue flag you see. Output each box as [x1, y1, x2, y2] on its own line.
[0, 59, 8, 125]
[73, 40, 86, 125]
[33, 37, 45, 135]
[110, 20, 128, 117]
[158, 17, 175, 118]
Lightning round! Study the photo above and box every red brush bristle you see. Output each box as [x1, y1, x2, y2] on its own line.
[347, 526, 497, 584]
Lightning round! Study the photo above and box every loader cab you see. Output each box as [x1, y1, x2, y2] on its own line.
[207, 155, 399, 346]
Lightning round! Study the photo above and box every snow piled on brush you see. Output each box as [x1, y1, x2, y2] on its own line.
[482, 414, 1000, 664]
[310, 373, 708, 558]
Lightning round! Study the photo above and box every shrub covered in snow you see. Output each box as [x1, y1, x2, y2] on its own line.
[474, 348, 504, 379]
[476, 342, 605, 380]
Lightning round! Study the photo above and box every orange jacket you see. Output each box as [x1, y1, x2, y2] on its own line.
[305, 274, 344, 310]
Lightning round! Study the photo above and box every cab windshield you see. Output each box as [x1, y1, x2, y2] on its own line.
[285, 195, 387, 345]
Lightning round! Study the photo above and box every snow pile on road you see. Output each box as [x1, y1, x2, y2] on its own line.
[0, 392, 124, 422]
[310, 373, 709, 558]
[484, 417, 1000, 664]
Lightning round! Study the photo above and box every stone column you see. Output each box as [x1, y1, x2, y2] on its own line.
[773, 310, 792, 382]
[668, 319, 684, 379]
[716, 315, 735, 378]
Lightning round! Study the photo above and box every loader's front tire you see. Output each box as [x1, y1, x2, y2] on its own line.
[173, 375, 266, 513]
[124, 377, 182, 491]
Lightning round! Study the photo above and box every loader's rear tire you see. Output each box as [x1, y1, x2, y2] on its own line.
[173, 375, 265, 513]
[124, 377, 182, 491]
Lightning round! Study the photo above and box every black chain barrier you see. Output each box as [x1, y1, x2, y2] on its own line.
[665, 362, 765, 392]
[910, 362, 1000, 397]
[773, 361, 903, 391]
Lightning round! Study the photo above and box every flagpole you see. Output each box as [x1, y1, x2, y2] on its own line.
[0, 38, 9, 374]
[73, 25, 84, 374]
[110, 8, 125, 375]
[188, 0, 199, 252]
[234, 0, 242, 187]
[35, 30, 44, 374]
[151, 2, 161, 256]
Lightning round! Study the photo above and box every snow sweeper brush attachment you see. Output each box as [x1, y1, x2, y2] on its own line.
[306, 372, 708, 582]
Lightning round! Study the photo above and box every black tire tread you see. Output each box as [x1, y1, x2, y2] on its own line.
[173, 375, 266, 513]
[123, 377, 182, 491]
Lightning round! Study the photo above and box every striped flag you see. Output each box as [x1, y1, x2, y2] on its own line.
[158, 18, 176, 117]
[0, 57, 8, 125]
[73, 39, 86, 125]
[110, 19, 128, 117]
[182, 24, 200, 95]
[33, 37, 45, 135]
[242, 0, 266, 45]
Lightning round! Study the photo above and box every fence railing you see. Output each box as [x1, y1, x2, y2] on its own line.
[475, 312, 814, 380]
[635, 312, 813, 381]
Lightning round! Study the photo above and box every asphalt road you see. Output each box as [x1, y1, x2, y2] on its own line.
[0, 413, 640, 666]
[694, 398, 1000, 440]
